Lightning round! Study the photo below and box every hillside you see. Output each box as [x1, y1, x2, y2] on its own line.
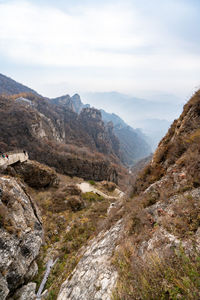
[45, 90, 200, 300]
[0, 156, 125, 299]
[52, 93, 152, 166]
[0, 73, 39, 96]
[0, 76, 200, 300]
[109, 90, 200, 299]
[0, 93, 120, 183]
[0, 73, 151, 169]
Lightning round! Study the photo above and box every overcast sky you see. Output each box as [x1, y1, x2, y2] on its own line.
[0, 0, 200, 101]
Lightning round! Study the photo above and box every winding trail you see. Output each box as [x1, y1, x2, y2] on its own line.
[77, 182, 124, 200]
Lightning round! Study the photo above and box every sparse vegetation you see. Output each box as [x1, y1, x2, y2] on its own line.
[88, 180, 96, 185]
[82, 192, 104, 202]
[32, 175, 114, 299]
[112, 245, 200, 300]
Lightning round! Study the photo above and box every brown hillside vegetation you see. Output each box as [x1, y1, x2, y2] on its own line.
[133, 90, 200, 194]
[110, 91, 200, 300]
[0, 93, 122, 183]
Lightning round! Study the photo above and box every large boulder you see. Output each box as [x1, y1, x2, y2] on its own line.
[6, 160, 59, 188]
[0, 176, 43, 299]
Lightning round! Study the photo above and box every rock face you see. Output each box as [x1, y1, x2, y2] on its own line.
[0, 176, 43, 299]
[6, 160, 59, 188]
[53, 93, 152, 166]
[11, 282, 37, 300]
[0, 93, 119, 183]
[57, 220, 122, 300]
[79, 108, 120, 157]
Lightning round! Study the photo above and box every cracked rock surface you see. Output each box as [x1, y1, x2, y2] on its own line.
[0, 176, 43, 299]
[57, 220, 122, 300]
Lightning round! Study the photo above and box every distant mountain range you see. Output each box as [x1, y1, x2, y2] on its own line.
[83, 91, 184, 149]
[0, 73, 151, 167]
[51, 94, 151, 165]
[100, 109, 151, 165]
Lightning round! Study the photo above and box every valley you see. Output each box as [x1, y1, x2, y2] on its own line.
[0, 74, 199, 300]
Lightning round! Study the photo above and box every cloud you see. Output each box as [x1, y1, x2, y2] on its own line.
[0, 1, 144, 67]
[0, 0, 200, 99]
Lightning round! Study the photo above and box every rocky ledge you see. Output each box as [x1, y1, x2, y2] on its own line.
[5, 160, 59, 189]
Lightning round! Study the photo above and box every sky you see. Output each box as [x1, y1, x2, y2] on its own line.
[0, 0, 200, 101]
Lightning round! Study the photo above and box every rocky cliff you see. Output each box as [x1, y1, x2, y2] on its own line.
[0, 176, 43, 299]
[57, 220, 122, 300]
[0, 93, 119, 183]
[51, 93, 152, 166]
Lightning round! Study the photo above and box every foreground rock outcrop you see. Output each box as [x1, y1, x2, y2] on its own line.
[0, 176, 43, 299]
[57, 220, 122, 300]
[6, 160, 59, 189]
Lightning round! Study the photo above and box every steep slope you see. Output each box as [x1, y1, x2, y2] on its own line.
[52, 93, 151, 166]
[0, 93, 119, 183]
[110, 91, 200, 299]
[55, 91, 200, 300]
[50, 93, 89, 113]
[134, 89, 200, 194]
[101, 109, 151, 165]
[0, 73, 39, 96]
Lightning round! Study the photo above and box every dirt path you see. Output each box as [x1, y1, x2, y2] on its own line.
[77, 182, 124, 200]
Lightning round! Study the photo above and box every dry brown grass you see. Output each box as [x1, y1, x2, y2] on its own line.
[30, 174, 116, 299]
[112, 244, 200, 300]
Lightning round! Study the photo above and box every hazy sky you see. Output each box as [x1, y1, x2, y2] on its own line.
[0, 0, 200, 100]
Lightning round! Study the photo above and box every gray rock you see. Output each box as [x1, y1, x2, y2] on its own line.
[12, 282, 36, 300]
[0, 176, 43, 297]
[0, 273, 9, 300]
[57, 220, 122, 300]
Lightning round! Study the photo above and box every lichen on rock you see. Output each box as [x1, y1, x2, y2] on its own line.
[57, 220, 122, 300]
[0, 176, 43, 299]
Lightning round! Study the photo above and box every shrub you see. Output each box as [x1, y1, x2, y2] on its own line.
[82, 192, 104, 202]
[88, 180, 96, 185]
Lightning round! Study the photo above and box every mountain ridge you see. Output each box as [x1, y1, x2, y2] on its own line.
[0, 73, 40, 96]
[51, 93, 152, 165]
[0, 73, 151, 167]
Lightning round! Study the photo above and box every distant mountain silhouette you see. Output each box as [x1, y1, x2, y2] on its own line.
[0, 73, 152, 166]
[100, 109, 151, 165]
[83, 91, 183, 149]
